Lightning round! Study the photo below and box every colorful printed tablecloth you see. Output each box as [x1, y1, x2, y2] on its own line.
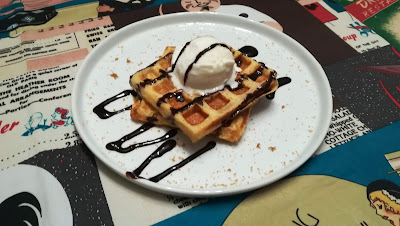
[0, 0, 400, 225]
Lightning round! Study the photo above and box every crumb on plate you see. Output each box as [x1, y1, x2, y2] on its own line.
[110, 73, 118, 79]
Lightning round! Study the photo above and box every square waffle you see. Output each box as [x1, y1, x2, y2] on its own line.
[130, 96, 250, 142]
[130, 47, 251, 142]
[130, 46, 278, 143]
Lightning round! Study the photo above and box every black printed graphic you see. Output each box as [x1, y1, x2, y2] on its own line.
[323, 46, 400, 130]
[22, 145, 113, 225]
[0, 192, 42, 226]
[0, 7, 57, 33]
[292, 208, 319, 226]
[98, 0, 155, 16]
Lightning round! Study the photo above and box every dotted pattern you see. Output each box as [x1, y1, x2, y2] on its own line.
[323, 45, 400, 131]
[1, 139, 67, 166]
[1, 150, 25, 164]
[21, 144, 114, 226]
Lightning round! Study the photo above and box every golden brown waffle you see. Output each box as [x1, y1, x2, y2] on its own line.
[131, 96, 174, 127]
[130, 96, 250, 142]
[130, 46, 278, 142]
[130, 46, 251, 142]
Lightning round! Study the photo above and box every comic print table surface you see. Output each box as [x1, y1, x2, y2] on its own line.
[0, 0, 399, 225]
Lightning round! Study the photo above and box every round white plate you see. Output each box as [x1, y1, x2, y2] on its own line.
[72, 12, 332, 197]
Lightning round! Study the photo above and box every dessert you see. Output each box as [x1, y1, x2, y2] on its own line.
[129, 36, 279, 143]
[169, 36, 241, 95]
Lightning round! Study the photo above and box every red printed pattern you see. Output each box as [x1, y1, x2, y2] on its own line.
[344, 0, 398, 22]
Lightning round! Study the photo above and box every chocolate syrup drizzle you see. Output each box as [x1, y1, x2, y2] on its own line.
[126, 139, 177, 179]
[235, 55, 243, 67]
[248, 66, 263, 81]
[105, 122, 178, 153]
[93, 89, 136, 119]
[148, 141, 216, 182]
[171, 42, 190, 72]
[137, 70, 170, 96]
[127, 141, 216, 182]
[170, 94, 209, 115]
[139, 70, 170, 88]
[266, 77, 292, 100]
[238, 46, 258, 57]
[149, 69, 280, 117]
[157, 90, 185, 107]
[222, 74, 275, 124]
[183, 43, 230, 84]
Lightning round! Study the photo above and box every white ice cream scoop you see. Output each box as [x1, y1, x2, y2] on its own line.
[169, 36, 241, 95]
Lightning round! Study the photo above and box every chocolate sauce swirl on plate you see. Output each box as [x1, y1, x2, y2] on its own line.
[93, 89, 136, 119]
[106, 123, 178, 153]
[149, 141, 216, 182]
[238, 46, 258, 57]
[266, 77, 292, 100]
[127, 141, 216, 182]
[126, 139, 177, 179]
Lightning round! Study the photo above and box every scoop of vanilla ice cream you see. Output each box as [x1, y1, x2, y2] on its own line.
[169, 36, 240, 95]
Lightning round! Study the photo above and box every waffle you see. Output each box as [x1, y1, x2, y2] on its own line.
[130, 96, 250, 142]
[130, 46, 278, 143]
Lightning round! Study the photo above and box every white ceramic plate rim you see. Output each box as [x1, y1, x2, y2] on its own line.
[72, 12, 332, 197]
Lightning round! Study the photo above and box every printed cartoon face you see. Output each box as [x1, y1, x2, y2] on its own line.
[370, 199, 400, 226]
[181, 0, 221, 11]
